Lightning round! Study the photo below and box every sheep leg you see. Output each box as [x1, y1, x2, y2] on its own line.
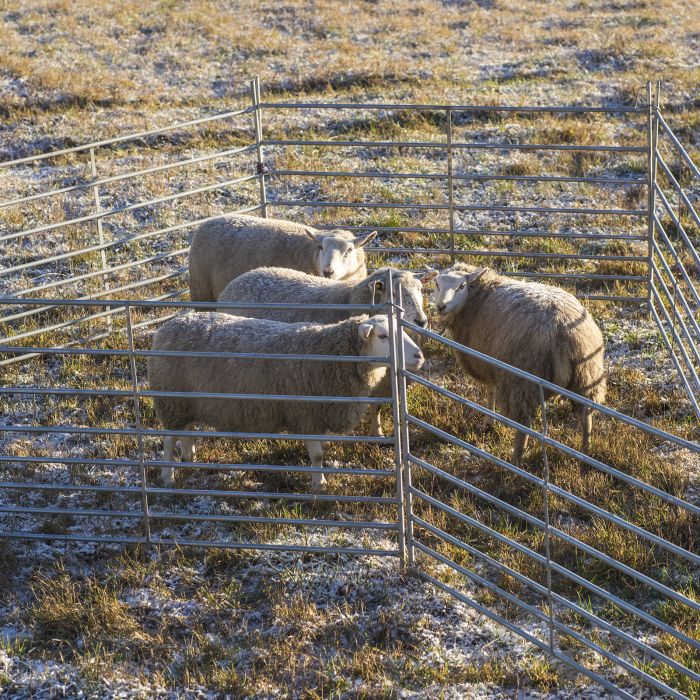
[479, 385, 497, 429]
[305, 440, 327, 492]
[581, 404, 593, 453]
[369, 405, 384, 437]
[181, 436, 196, 463]
[511, 416, 532, 465]
[162, 436, 176, 487]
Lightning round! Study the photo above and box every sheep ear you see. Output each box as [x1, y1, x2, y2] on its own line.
[358, 320, 375, 340]
[369, 279, 384, 292]
[466, 267, 488, 286]
[304, 228, 320, 243]
[419, 269, 439, 284]
[354, 230, 378, 248]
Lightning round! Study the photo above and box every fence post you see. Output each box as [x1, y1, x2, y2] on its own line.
[386, 269, 407, 565]
[124, 303, 152, 554]
[538, 384, 555, 654]
[250, 76, 268, 218]
[445, 107, 456, 263]
[645, 81, 660, 314]
[89, 148, 112, 327]
[394, 284, 415, 569]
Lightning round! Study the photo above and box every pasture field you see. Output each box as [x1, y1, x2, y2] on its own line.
[1, 1, 699, 698]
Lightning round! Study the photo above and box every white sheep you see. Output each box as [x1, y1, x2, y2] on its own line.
[217, 266, 437, 436]
[432, 263, 606, 464]
[147, 313, 424, 490]
[189, 214, 377, 301]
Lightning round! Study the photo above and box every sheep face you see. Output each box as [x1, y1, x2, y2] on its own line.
[368, 271, 434, 328]
[432, 267, 488, 319]
[306, 229, 377, 279]
[358, 315, 424, 370]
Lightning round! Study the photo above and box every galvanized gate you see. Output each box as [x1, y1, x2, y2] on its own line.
[1, 80, 699, 697]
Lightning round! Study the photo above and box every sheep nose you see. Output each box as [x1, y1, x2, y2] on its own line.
[414, 318, 427, 328]
[323, 268, 334, 278]
[437, 302, 446, 312]
[414, 350, 425, 367]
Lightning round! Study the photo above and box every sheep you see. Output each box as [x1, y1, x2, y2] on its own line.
[432, 263, 606, 464]
[189, 214, 377, 301]
[217, 266, 438, 436]
[148, 312, 424, 490]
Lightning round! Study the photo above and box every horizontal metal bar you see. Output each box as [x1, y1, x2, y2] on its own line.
[0, 173, 261, 245]
[146, 487, 397, 504]
[419, 572, 635, 700]
[0, 532, 145, 544]
[264, 138, 644, 153]
[406, 378, 700, 518]
[145, 512, 396, 529]
[411, 487, 700, 651]
[262, 101, 644, 114]
[413, 517, 700, 685]
[0, 481, 142, 494]
[0, 143, 257, 210]
[0, 296, 383, 312]
[268, 170, 643, 185]
[0, 505, 142, 518]
[148, 538, 399, 556]
[313, 223, 646, 241]
[0, 107, 256, 169]
[656, 111, 700, 180]
[409, 453, 700, 566]
[0, 455, 395, 477]
[401, 320, 700, 461]
[415, 542, 686, 700]
[0, 346, 391, 365]
[454, 203, 646, 216]
[0, 386, 392, 404]
[0, 424, 394, 444]
[655, 150, 700, 229]
[266, 198, 646, 217]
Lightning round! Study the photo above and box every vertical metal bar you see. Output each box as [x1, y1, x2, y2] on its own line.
[124, 304, 151, 549]
[446, 107, 456, 263]
[645, 81, 659, 314]
[386, 269, 406, 565]
[251, 77, 268, 218]
[89, 148, 112, 328]
[538, 383, 555, 653]
[395, 285, 415, 568]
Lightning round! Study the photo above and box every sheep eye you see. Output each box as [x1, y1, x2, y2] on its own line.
[459, 283, 466, 290]
[344, 249, 351, 257]
[378, 334, 388, 340]
[318, 245, 323, 251]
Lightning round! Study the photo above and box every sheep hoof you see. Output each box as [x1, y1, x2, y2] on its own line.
[311, 476, 328, 493]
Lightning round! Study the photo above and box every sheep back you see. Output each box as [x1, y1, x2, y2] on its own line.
[147, 312, 382, 437]
[446, 265, 605, 407]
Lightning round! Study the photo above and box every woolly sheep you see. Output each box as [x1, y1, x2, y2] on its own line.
[432, 263, 606, 464]
[217, 266, 438, 435]
[148, 312, 424, 490]
[189, 214, 377, 301]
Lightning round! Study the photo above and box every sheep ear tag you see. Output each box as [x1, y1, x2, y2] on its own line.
[359, 320, 375, 340]
[419, 269, 439, 284]
[369, 279, 384, 304]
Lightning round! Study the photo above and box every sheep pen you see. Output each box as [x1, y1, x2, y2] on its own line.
[1, 83, 699, 699]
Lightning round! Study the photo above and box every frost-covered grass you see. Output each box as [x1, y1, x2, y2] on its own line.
[1, 0, 700, 698]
